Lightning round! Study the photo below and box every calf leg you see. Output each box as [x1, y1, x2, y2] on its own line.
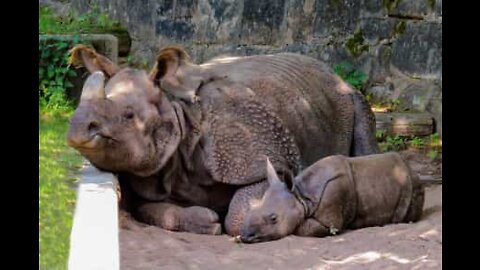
[136, 202, 222, 235]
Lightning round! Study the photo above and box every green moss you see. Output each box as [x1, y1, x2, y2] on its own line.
[345, 30, 369, 58]
[383, 0, 402, 12]
[380, 46, 392, 63]
[427, 0, 436, 10]
[329, 0, 343, 9]
[394, 20, 407, 36]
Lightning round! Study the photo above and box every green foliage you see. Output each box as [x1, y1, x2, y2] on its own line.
[39, 4, 128, 110]
[370, 97, 404, 113]
[410, 136, 424, 148]
[394, 21, 407, 36]
[39, 5, 121, 34]
[383, 0, 402, 12]
[379, 135, 406, 152]
[124, 55, 150, 70]
[429, 133, 441, 147]
[389, 99, 401, 111]
[345, 30, 369, 58]
[427, 149, 439, 160]
[39, 112, 83, 269]
[39, 37, 81, 111]
[333, 62, 368, 93]
[376, 130, 387, 141]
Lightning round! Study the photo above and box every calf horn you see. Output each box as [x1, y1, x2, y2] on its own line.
[80, 71, 106, 101]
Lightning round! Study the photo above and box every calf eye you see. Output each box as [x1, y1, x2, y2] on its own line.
[123, 111, 134, 120]
[268, 213, 277, 224]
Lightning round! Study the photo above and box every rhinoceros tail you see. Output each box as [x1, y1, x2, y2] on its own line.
[350, 91, 380, 156]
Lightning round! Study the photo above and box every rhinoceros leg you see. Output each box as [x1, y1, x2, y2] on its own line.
[403, 179, 425, 222]
[136, 202, 222, 235]
[350, 91, 380, 156]
[224, 181, 269, 236]
[294, 218, 331, 237]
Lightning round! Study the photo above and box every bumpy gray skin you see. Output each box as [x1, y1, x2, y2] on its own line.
[200, 54, 379, 235]
[294, 152, 424, 236]
[67, 45, 379, 235]
[239, 153, 425, 243]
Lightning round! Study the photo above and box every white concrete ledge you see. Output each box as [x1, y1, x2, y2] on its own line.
[68, 162, 119, 270]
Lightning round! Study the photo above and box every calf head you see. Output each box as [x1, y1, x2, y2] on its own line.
[66, 45, 200, 177]
[240, 158, 305, 243]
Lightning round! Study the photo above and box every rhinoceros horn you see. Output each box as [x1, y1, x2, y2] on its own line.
[80, 71, 106, 101]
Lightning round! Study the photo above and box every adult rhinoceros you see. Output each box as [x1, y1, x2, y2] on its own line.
[66, 45, 379, 236]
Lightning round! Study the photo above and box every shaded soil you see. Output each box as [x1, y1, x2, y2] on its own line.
[119, 150, 442, 269]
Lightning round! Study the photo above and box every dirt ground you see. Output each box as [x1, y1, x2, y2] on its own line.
[119, 150, 442, 270]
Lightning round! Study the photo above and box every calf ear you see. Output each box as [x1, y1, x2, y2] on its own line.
[282, 170, 295, 191]
[69, 44, 119, 76]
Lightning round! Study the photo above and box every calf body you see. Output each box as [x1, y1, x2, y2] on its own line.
[240, 153, 425, 243]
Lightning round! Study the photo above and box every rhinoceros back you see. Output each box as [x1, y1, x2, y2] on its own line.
[200, 53, 355, 168]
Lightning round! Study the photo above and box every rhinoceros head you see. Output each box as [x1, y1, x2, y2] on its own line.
[240, 158, 304, 243]
[66, 45, 199, 177]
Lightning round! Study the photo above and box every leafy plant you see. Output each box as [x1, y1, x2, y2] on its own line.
[333, 62, 367, 93]
[370, 98, 403, 113]
[376, 130, 387, 141]
[39, 37, 83, 110]
[380, 135, 406, 152]
[410, 136, 424, 148]
[390, 99, 401, 111]
[429, 133, 442, 147]
[124, 55, 150, 70]
[40, 5, 121, 34]
[427, 149, 439, 160]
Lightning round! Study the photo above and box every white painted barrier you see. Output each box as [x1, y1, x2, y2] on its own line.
[68, 163, 119, 270]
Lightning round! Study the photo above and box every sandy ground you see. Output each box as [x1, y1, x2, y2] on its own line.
[119, 150, 442, 270]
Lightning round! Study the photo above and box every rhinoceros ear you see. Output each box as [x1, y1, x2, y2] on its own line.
[149, 46, 207, 102]
[148, 46, 190, 86]
[266, 158, 282, 187]
[69, 44, 119, 77]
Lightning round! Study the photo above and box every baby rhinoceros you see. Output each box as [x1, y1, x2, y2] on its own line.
[240, 152, 425, 243]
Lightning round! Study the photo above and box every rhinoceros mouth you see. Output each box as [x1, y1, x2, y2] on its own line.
[239, 232, 268, 244]
[70, 133, 117, 150]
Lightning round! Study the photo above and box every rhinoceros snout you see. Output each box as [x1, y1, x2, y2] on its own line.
[239, 228, 260, 243]
[67, 117, 105, 149]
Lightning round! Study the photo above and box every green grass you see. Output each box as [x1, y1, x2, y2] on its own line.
[39, 108, 83, 270]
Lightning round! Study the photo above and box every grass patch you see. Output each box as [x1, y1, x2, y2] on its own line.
[39, 108, 83, 269]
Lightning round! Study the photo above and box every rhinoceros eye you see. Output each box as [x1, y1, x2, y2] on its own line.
[266, 213, 277, 224]
[123, 110, 134, 120]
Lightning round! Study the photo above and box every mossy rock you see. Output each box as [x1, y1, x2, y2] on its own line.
[345, 30, 369, 58]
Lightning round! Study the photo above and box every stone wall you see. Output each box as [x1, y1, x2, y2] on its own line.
[69, 0, 442, 136]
